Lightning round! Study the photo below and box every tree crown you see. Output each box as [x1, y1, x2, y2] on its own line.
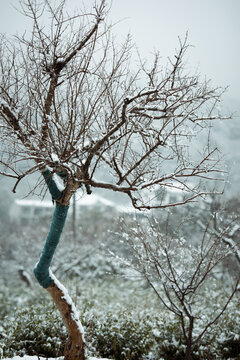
[0, 0, 228, 208]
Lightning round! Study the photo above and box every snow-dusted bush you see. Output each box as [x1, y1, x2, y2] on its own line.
[85, 309, 155, 360]
[55, 246, 126, 281]
[1, 278, 240, 359]
[209, 299, 240, 360]
[0, 304, 66, 358]
[80, 279, 240, 360]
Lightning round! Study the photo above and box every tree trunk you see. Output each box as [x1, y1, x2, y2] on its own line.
[185, 340, 192, 360]
[72, 193, 77, 242]
[185, 317, 194, 360]
[47, 276, 86, 360]
[33, 171, 86, 359]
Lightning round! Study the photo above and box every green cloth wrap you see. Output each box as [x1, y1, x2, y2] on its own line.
[34, 203, 69, 288]
[42, 169, 62, 200]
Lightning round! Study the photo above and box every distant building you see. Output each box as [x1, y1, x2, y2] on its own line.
[10, 193, 133, 226]
[162, 186, 186, 205]
[10, 187, 189, 226]
[10, 199, 53, 226]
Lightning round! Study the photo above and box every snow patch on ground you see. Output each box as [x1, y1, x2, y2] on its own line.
[3, 357, 111, 360]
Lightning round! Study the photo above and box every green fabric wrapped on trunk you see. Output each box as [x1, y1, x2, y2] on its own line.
[42, 169, 62, 201]
[34, 203, 69, 288]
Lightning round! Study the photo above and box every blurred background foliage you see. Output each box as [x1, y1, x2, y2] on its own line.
[0, 189, 240, 359]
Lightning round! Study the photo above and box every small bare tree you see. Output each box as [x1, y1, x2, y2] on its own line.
[0, 0, 229, 358]
[119, 217, 239, 360]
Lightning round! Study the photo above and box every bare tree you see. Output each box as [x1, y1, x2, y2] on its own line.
[0, 0, 229, 358]
[118, 217, 239, 360]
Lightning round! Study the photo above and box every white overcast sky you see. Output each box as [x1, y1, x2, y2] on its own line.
[1, 0, 240, 101]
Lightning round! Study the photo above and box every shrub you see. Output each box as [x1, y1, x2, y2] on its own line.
[1, 279, 240, 359]
[214, 305, 240, 359]
[84, 310, 155, 360]
[0, 304, 67, 358]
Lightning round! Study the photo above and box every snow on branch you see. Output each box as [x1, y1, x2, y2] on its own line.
[0, 0, 229, 209]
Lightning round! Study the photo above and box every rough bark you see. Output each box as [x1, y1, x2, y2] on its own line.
[185, 341, 192, 360]
[47, 281, 86, 360]
[185, 317, 194, 360]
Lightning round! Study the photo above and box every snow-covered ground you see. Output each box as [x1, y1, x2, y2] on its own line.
[4, 357, 111, 360]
